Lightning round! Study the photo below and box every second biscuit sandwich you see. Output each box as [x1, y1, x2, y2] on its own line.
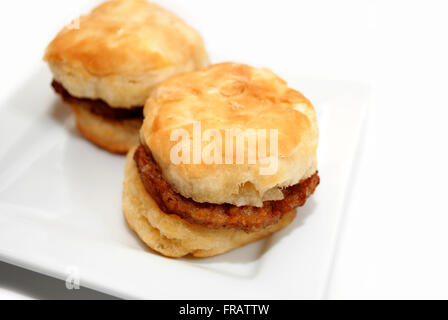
[44, 0, 208, 154]
[123, 63, 320, 257]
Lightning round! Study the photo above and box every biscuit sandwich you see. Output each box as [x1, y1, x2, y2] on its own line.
[44, 0, 208, 154]
[122, 63, 320, 257]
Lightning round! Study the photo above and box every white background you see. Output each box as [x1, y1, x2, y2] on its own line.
[0, 0, 447, 299]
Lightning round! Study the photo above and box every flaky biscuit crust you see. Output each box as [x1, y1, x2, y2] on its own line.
[70, 103, 142, 154]
[122, 147, 296, 258]
[44, 0, 209, 107]
[141, 63, 318, 206]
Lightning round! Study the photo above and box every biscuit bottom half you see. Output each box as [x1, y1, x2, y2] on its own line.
[122, 146, 297, 258]
[70, 103, 142, 154]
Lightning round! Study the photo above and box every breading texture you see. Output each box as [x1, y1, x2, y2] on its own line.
[134, 145, 319, 232]
[123, 147, 297, 258]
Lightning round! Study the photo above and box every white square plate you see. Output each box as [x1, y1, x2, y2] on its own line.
[0, 67, 368, 299]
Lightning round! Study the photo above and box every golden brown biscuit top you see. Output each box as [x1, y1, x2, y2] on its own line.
[44, 0, 207, 76]
[143, 62, 316, 158]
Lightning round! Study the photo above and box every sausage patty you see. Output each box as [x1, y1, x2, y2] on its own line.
[52, 80, 143, 120]
[134, 145, 320, 232]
